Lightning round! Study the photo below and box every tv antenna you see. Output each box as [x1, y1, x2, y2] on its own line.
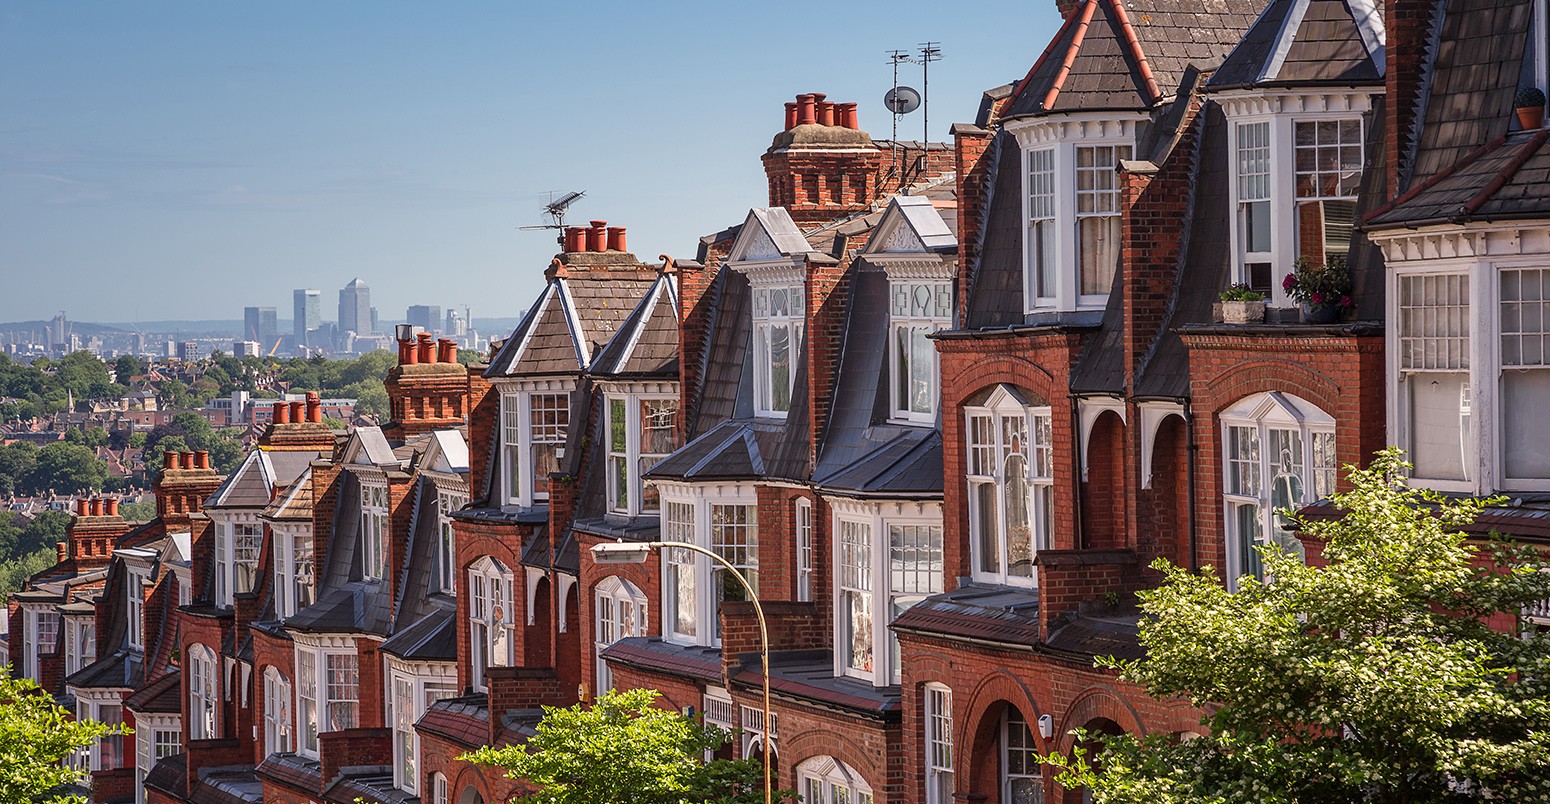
[885, 43, 942, 192]
[520, 190, 586, 245]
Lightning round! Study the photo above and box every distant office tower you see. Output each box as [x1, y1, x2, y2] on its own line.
[49, 313, 69, 353]
[293, 289, 321, 342]
[244, 307, 277, 346]
[338, 278, 371, 335]
[234, 340, 262, 358]
[178, 341, 199, 361]
[407, 305, 441, 332]
[370, 307, 379, 336]
[445, 308, 467, 337]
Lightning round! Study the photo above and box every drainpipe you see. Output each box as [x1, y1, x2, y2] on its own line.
[1183, 398, 1200, 573]
[1069, 394, 1085, 551]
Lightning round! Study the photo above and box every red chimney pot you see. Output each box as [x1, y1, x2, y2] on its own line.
[607, 227, 627, 253]
[195, 450, 210, 470]
[437, 338, 457, 363]
[565, 227, 586, 252]
[796, 94, 817, 125]
[587, 221, 608, 252]
[841, 102, 859, 129]
[76, 498, 90, 516]
[180, 451, 196, 470]
[273, 401, 290, 424]
[289, 400, 304, 422]
[90, 498, 102, 517]
[306, 392, 322, 423]
[105, 498, 119, 517]
[784, 102, 798, 130]
[163, 451, 178, 470]
[817, 100, 835, 126]
[417, 332, 435, 364]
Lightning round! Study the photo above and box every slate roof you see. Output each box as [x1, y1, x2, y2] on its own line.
[728, 650, 902, 715]
[418, 695, 493, 749]
[144, 754, 189, 800]
[600, 637, 725, 683]
[814, 429, 943, 498]
[324, 770, 414, 804]
[123, 669, 182, 713]
[890, 584, 1043, 646]
[689, 268, 753, 436]
[1044, 612, 1145, 660]
[254, 753, 321, 794]
[1369, 129, 1550, 227]
[283, 581, 393, 635]
[589, 273, 680, 379]
[64, 648, 141, 690]
[645, 419, 784, 482]
[1208, 0, 1384, 90]
[1004, 0, 1263, 119]
[1405, 0, 1532, 186]
[486, 271, 657, 378]
[208, 449, 323, 509]
[963, 133, 1026, 328]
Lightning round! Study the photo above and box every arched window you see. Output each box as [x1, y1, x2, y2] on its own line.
[188, 644, 219, 740]
[924, 683, 954, 804]
[966, 385, 1054, 587]
[469, 557, 515, 690]
[1002, 708, 1043, 803]
[1220, 392, 1336, 589]
[263, 667, 292, 754]
[796, 756, 874, 804]
[430, 773, 448, 804]
[593, 576, 647, 694]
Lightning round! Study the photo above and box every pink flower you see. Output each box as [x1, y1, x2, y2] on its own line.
[1283, 274, 1296, 291]
[1341, 295, 1354, 308]
[1311, 291, 1325, 305]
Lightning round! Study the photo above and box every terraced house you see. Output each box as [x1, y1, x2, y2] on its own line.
[11, 0, 1550, 802]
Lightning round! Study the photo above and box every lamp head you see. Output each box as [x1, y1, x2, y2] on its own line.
[591, 541, 652, 565]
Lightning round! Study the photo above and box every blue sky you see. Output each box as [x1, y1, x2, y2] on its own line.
[0, 1, 1052, 325]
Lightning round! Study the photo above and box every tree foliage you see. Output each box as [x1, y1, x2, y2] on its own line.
[462, 688, 775, 804]
[1048, 449, 1550, 803]
[0, 669, 119, 803]
[0, 547, 58, 604]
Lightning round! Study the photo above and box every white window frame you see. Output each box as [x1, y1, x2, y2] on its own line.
[1074, 142, 1132, 306]
[211, 514, 262, 607]
[656, 483, 758, 648]
[21, 605, 58, 682]
[387, 660, 458, 795]
[925, 683, 955, 804]
[593, 576, 647, 694]
[292, 636, 362, 759]
[751, 285, 805, 418]
[188, 643, 219, 741]
[1218, 90, 1376, 304]
[272, 523, 315, 619]
[1220, 392, 1336, 591]
[133, 714, 181, 804]
[828, 498, 945, 686]
[468, 556, 516, 691]
[435, 490, 466, 595]
[603, 388, 680, 517]
[431, 773, 449, 804]
[966, 386, 1054, 588]
[1026, 146, 1058, 306]
[498, 386, 573, 507]
[65, 615, 96, 676]
[1002, 709, 1043, 803]
[232, 522, 261, 596]
[361, 481, 390, 581]
[795, 498, 814, 603]
[263, 666, 293, 755]
[125, 566, 147, 650]
[73, 691, 128, 771]
[888, 280, 952, 422]
[797, 756, 875, 804]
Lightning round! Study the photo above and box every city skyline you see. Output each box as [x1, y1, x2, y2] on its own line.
[0, 2, 1042, 322]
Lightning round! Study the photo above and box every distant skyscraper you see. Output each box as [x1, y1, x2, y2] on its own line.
[445, 308, 466, 337]
[338, 278, 371, 335]
[293, 289, 321, 342]
[244, 306, 277, 346]
[407, 305, 441, 332]
[370, 307, 379, 336]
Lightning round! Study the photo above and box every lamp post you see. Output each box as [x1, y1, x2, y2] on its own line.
[592, 539, 773, 804]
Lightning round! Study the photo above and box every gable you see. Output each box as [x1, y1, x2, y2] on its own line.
[727, 208, 814, 263]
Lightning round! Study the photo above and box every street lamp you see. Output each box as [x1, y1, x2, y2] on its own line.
[591, 539, 773, 804]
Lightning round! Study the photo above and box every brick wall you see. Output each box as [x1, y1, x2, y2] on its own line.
[1385, 0, 1433, 197]
[719, 600, 825, 678]
[466, 363, 496, 502]
[954, 126, 995, 322]
[319, 727, 391, 784]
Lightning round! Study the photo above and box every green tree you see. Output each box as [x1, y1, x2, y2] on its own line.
[1048, 449, 1550, 803]
[0, 669, 119, 803]
[53, 351, 113, 403]
[27, 443, 108, 495]
[462, 688, 772, 804]
[0, 442, 39, 495]
[117, 499, 158, 522]
[114, 354, 144, 383]
[0, 548, 58, 603]
[18, 510, 71, 556]
[341, 379, 388, 419]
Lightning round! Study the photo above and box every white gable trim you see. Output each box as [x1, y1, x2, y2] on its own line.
[1138, 402, 1186, 489]
[1078, 397, 1128, 481]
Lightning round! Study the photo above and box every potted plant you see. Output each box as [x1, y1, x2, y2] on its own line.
[1517, 86, 1546, 130]
[1218, 284, 1266, 324]
[1284, 255, 1355, 324]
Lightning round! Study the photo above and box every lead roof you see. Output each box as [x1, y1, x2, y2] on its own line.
[1208, 0, 1384, 90]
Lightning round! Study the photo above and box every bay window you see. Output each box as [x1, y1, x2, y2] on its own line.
[657, 486, 758, 648]
[606, 392, 680, 516]
[967, 386, 1053, 587]
[188, 643, 218, 740]
[263, 667, 292, 754]
[293, 640, 361, 758]
[890, 281, 952, 421]
[593, 576, 647, 693]
[134, 717, 180, 804]
[925, 684, 954, 804]
[388, 664, 457, 794]
[361, 482, 389, 581]
[752, 285, 804, 416]
[469, 557, 515, 690]
[1499, 268, 1550, 483]
[23, 607, 58, 681]
[500, 389, 571, 506]
[832, 501, 945, 685]
[273, 525, 315, 618]
[1026, 147, 1057, 304]
[1221, 392, 1336, 589]
[74, 696, 125, 770]
[214, 518, 262, 606]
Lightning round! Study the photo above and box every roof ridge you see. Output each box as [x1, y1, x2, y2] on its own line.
[1045, 0, 1103, 110]
[1010, 5, 1084, 107]
[1365, 133, 1508, 223]
[1109, 0, 1162, 103]
[1459, 129, 1550, 218]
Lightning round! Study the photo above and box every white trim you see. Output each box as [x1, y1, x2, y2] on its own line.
[656, 483, 759, 648]
[385, 659, 458, 794]
[1078, 397, 1127, 482]
[1138, 402, 1186, 489]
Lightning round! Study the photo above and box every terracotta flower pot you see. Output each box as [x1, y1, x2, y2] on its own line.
[1517, 105, 1545, 130]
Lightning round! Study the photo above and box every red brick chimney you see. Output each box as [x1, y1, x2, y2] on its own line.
[154, 452, 222, 529]
[1385, 0, 1433, 198]
[763, 92, 886, 226]
[384, 332, 472, 439]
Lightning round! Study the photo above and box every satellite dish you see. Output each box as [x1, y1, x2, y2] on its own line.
[884, 86, 922, 115]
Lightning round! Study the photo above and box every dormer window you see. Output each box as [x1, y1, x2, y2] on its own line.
[500, 389, 571, 507]
[1014, 118, 1140, 313]
[213, 518, 261, 607]
[890, 281, 952, 422]
[1224, 102, 1370, 300]
[606, 393, 680, 516]
[753, 286, 804, 416]
[361, 482, 389, 581]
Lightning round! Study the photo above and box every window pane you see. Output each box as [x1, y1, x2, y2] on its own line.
[1078, 215, 1119, 296]
[975, 482, 999, 575]
[770, 325, 792, 412]
[1004, 454, 1033, 578]
[889, 525, 944, 595]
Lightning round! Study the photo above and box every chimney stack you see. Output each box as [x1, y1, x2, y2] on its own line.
[273, 401, 290, 424]
[417, 332, 435, 364]
[587, 220, 608, 252]
[607, 227, 628, 253]
[195, 450, 210, 470]
[306, 392, 322, 424]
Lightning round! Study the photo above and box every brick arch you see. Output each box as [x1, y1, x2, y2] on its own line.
[449, 763, 493, 804]
[1053, 686, 1145, 754]
[1198, 359, 1341, 419]
[945, 355, 1060, 411]
[959, 672, 1050, 801]
[780, 727, 885, 796]
[1082, 410, 1128, 550]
